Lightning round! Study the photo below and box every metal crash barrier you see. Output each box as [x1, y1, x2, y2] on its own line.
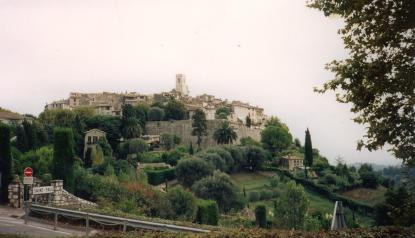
[29, 204, 210, 235]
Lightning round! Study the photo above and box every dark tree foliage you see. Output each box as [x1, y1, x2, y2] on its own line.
[195, 199, 219, 225]
[52, 128, 76, 192]
[304, 128, 314, 178]
[0, 124, 12, 202]
[375, 186, 415, 226]
[213, 121, 238, 145]
[121, 117, 142, 139]
[192, 171, 243, 212]
[164, 99, 187, 120]
[22, 120, 37, 151]
[309, 0, 415, 164]
[189, 142, 194, 155]
[16, 125, 28, 152]
[245, 115, 252, 128]
[215, 107, 231, 119]
[255, 205, 267, 228]
[176, 158, 214, 187]
[244, 145, 268, 171]
[261, 125, 292, 155]
[73, 115, 86, 158]
[148, 107, 165, 121]
[85, 115, 122, 150]
[191, 109, 208, 149]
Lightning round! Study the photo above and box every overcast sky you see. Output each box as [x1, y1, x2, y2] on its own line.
[0, 0, 399, 165]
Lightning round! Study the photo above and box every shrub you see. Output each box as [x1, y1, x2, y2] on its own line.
[360, 171, 379, 188]
[259, 190, 275, 200]
[248, 191, 260, 202]
[167, 186, 197, 221]
[148, 107, 165, 121]
[198, 152, 227, 172]
[176, 158, 214, 187]
[224, 146, 245, 171]
[146, 168, 176, 185]
[192, 171, 244, 212]
[195, 199, 219, 225]
[206, 147, 234, 173]
[128, 138, 149, 154]
[255, 205, 267, 228]
[161, 150, 184, 166]
[244, 145, 267, 171]
[270, 175, 280, 187]
[160, 133, 181, 150]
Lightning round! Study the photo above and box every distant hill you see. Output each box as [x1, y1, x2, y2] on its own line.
[349, 162, 401, 172]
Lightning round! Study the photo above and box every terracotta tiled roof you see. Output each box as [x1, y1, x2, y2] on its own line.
[0, 111, 23, 120]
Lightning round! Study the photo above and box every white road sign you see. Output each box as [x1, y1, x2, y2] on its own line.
[33, 186, 54, 195]
[23, 177, 33, 185]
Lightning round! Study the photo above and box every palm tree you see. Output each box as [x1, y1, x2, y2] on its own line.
[213, 121, 237, 145]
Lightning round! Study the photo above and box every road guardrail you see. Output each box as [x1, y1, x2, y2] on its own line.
[29, 204, 210, 235]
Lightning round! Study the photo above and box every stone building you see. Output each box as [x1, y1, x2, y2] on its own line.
[280, 155, 304, 171]
[175, 73, 189, 96]
[0, 111, 24, 125]
[83, 129, 106, 157]
[45, 73, 268, 127]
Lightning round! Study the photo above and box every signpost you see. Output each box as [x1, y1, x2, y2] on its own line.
[23, 167, 33, 225]
[33, 186, 54, 195]
[24, 167, 33, 177]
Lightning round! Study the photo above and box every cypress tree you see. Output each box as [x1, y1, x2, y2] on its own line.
[255, 205, 267, 228]
[191, 109, 208, 150]
[52, 128, 76, 192]
[16, 125, 28, 152]
[23, 119, 37, 151]
[0, 124, 13, 202]
[189, 142, 194, 155]
[304, 128, 313, 179]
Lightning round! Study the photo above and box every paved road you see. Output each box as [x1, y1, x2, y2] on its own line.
[0, 206, 84, 237]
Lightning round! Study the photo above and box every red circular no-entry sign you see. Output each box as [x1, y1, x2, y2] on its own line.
[24, 167, 33, 177]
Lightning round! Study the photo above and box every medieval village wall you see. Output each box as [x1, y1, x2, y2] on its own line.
[145, 119, 261, 149]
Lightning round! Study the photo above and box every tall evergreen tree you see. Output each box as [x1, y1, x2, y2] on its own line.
[52, 128, 76, 192]
[72, 115, 86, 158]
[23, 119, 37, 151]
[16, 125, 28, 152]
[0, 124, 12, 202]
[191, 109, 208, 149]
[304, 128, 313, 179]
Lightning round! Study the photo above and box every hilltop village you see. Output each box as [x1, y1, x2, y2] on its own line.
[46, 74, 268, 127]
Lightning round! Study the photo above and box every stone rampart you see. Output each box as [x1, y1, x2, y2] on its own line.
[145, 120, 261, 149]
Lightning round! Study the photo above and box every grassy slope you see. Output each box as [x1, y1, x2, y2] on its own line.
[230, 172, 334, 214]
[230, 172, 373, 227]
[341, 186, 387, 205]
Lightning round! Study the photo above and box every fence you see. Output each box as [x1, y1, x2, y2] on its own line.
[29, 204, 210, 235]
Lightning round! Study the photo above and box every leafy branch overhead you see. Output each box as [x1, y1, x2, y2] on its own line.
[309, 0, 415, 164]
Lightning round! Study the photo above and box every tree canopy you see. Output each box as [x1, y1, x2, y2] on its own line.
[192, 109, 208, 149]
[213, 121, 238, 145]
[308, 0, 415, 164]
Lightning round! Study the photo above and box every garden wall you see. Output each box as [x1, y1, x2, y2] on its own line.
[145, 120, 261, 149]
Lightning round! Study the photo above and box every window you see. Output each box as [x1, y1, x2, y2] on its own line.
[88, 136, 92, 143]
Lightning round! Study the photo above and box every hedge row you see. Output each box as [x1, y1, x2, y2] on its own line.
[262, 166, 374, 214]
[146, 168, 176, 185]
[195, 199, 219, 226]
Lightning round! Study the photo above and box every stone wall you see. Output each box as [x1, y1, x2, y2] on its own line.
[8, 178, 96, 208]
[8, 176, 23, 208]
[145, 120, 261, 149]
[50, 180, 96, 208]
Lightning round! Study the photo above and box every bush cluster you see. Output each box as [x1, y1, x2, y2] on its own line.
[146, 168, 176, 185]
